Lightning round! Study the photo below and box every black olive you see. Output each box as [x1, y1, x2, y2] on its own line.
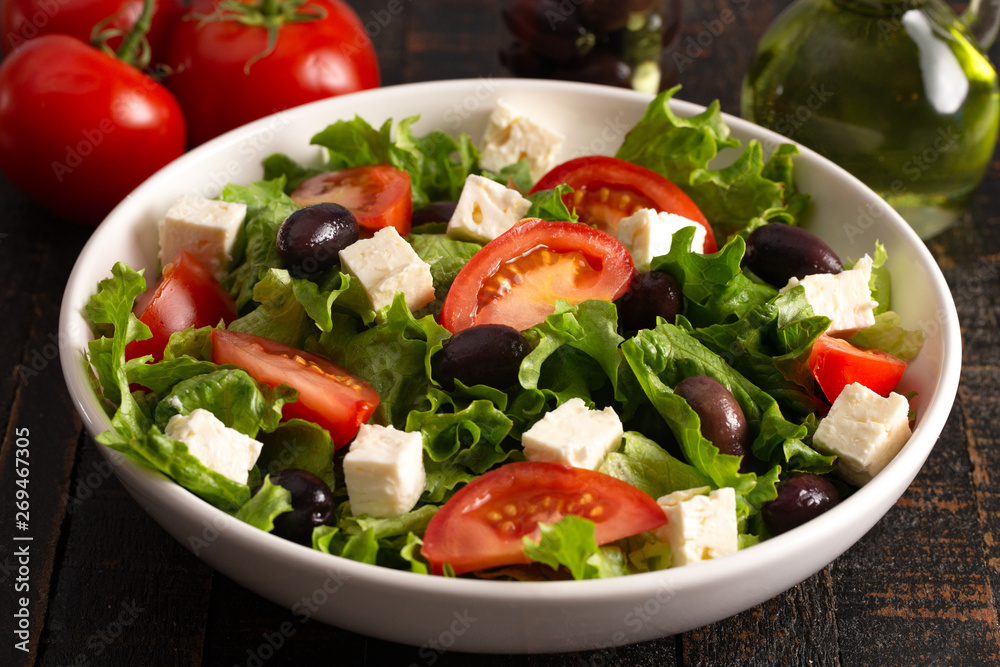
[551, 48, 633, 88]
[674, 375, 750, 464]
[617, 270, 683, 331]
[411, 201, 459, 227]
[502, 0, 594, 63]
[432, 324, 531, 391]
[265, 469, 335, 546]
[762, 473, 841, 535]
[579, 0, 631, 33]
[744, 224, 843, 288]
[276, 203, 359, 278]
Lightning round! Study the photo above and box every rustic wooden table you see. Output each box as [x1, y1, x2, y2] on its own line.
[2, 0, 999, 664]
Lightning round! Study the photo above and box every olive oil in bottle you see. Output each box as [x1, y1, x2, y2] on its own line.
[742, 0, 999, 239]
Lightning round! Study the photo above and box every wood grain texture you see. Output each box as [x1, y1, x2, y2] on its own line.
[0, 0, 997, 664]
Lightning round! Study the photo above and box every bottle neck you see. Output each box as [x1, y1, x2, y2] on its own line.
[963, 0, 1000, 49]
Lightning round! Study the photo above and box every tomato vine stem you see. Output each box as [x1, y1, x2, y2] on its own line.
[91, 0, 154, 69]
[190, 0, 328, 73]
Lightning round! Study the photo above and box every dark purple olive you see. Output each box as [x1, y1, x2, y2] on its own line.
[674, 375, 750, 464]
[276, 203, 359, 278]
[551, 48, 633, 87]
[266, 469, 335, 546]
[500, 40, 556, 78]
[579, 0, 631, 33]
[502, 0, 595, 62]
[763, 473, 841, 535]
[617, 270, 683, 331]
[743, 224, 843, 288]
[411, 201, 459, 227]
[432, 324, 531, 391]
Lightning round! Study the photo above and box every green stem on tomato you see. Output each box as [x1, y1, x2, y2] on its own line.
[116, 0, 155, 67]
[261, 0, 281, 18]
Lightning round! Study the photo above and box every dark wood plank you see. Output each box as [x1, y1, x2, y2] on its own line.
[404, 0, 505, 82]
[36, 441, 215, 667]
[0, 188, 92, 667]
[681, 569, 840, 666]
[831, 404, 1000, 666]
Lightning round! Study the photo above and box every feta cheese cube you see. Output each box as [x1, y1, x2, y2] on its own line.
[812, 382, 912, 486]
[338, 227, 435, 314]
[164, 408, 263, 485]
[616, 208, 708, 269]
[521, 397, 623, 470]
[447, 174, 532, 244]
[782, 255, 878, 335]
[656, 486, 737, 567]
[159, 194, 247, 279]
[479, 100, 566, 182]
[343, 424, 426, 517]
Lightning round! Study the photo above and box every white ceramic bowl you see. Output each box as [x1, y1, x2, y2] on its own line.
[59, 79, 961, 653]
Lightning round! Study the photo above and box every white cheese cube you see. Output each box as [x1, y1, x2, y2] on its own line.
[521, 397, 623, 470]
[812, 382, 912, 486]
[343, 424, 426, 517]
[164, 408, 263, 485]
[479, 100, 566, 182]
[616, 208, 707, 270]
[159, 194, 247, 280]
[655, 486, 737, 567]
[782, 255, 878, 335]
[338, 227, 435, 314]
[447, 174, 532, 244]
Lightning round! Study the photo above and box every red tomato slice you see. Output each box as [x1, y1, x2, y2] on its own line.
[531, 155, 716, 252]
[421, 461, 667, 575]
[808, 335, 907, 403]
[211, 329, 378, 447]
[439, 218, 635, 333]
[290, 164, 412, 237]
[125, 250, 236, 362]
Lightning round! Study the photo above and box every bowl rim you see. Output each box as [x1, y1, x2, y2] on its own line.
[58, 77, 963, 609]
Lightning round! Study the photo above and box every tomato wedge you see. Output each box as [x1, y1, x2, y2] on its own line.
[290, 164, 412, 237]
[210, 329, 378, 447]
[421, 461, 667, 575]
[125, 250, 237, 362]
[531, 155, 716, 252]
[439, 218, 635, 333]
[808, 335, 907, 403]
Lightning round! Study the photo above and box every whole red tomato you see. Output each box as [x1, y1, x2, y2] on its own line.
[0, 0, 184, 63]
[166, 0, 380, 146]
[0, 35, 187, 224]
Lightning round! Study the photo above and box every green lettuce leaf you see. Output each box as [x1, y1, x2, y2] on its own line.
[255, 419, 338, 490]
[407, 232, 482, 299]
[482, 159, 533, 194]
[525, 184, 578, 223]
[153, 368, 272, 438]
[221, 179, 300, 310]
[228, 269, 316, 347]
[85, 262, 152, 439]
[850, 311, 925, 362]
[652, 230, 777, 327]
[304, 115, 479, 209]
[406, 388, 515, 474]
[620, 322, 834, 515]
[599, 431, 710, 499]
[616, 86, 808, 236]
[317, 294, 450, 428]
[104, 426, 251, 512]
[687, 287, 830, 418]
[236, 477, 293, 531]
[523, 515, 608, 580]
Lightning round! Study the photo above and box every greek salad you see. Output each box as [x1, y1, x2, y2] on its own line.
[85, 87, 925, 580]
